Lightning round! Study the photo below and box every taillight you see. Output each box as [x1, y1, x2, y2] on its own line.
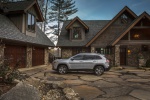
[106, 59, 110, 63]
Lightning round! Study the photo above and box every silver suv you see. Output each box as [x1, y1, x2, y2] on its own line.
[52, 53, 110, 75]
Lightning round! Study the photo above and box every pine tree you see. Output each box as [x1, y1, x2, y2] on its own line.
[49, 0, 78, 35]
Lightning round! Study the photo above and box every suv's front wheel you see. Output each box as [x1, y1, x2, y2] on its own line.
[58, 65, 68, 74]
[94, 66, 104, 76]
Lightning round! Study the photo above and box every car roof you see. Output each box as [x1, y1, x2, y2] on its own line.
[77, 53, 103, 56]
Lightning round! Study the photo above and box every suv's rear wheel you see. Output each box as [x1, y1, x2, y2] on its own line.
[58, 65, 68, 74]
[94, 66, 104, 76]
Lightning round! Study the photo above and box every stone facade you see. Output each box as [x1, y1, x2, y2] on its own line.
[44, 48, 49, 65]
[91, 47, 95, 53]
[115, 45, 120, 66]
[26, 46, 32, 68]
[105, 53, 115, 67]
[127, 45, 150, 67]
[61, 48, 72, 58]
[60, 45, 150, 67]
[0, 44, 4, 64]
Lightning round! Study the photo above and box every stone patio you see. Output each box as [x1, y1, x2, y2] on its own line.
[19, 65, 150, 100]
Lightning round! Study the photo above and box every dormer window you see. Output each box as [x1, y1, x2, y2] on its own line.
[72, 27, 81, 40]
[27, 13, 35, 32]
[121, 14, 128, 24]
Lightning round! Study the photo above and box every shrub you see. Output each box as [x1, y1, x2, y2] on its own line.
[146, 59, 150, 68]
[0, 59, 21, 83]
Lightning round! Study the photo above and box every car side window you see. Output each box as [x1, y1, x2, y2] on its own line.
[73, 55, 83, 60]
[95, 55, 102, 59]
[84, 55, 95, 60]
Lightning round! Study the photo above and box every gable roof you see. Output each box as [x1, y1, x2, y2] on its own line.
[0, 14, 54, 47]
[85, 6, 137, 47]
[110, 12, 150, 46]
[57, 20, 110, 47]
[1, 0, 44, 21]
[65, 16, 89, 30]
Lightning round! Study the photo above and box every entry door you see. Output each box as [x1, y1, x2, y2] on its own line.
[120, 47, 126, 65]
[32, 47, 44, 66]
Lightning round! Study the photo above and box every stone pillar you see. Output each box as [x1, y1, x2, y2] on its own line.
[44, 48, 49, 65]
[0, 44, 4, 64]
[91, 47, 95, 53]
[26, 46, 32, 68]
[115, 45, 120, 66]
[139, 59, 145, 67]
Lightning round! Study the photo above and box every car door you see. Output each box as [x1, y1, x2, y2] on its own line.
[82, 55, 95, 69]
[69, 55, 84, 69]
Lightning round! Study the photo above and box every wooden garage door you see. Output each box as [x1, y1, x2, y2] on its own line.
[32, 47, 44, 66]
[4, 45, 26, 68]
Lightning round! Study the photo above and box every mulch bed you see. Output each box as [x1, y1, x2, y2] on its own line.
[0, 82, 17, 96]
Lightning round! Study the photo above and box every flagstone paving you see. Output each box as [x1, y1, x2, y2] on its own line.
[21, 65, 150, 100]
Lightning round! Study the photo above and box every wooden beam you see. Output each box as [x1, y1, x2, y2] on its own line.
[117, 40, 150, 45]
[133, 26, 150, 29]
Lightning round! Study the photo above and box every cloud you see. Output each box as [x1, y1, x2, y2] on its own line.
[131, 0, 149, 8]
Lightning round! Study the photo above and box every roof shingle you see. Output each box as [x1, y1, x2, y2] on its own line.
[2, 0, 34, 12]
[0, 14, 54, 47]
[57, 20, 110, 47]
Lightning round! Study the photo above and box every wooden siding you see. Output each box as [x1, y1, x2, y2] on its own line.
[32, 47, 44, 66]
[4, 45, 26, 68]
[121, 18, 150, 41]
[28, 6, 38, 20]
[91, 12, 134, 47]
[117, 40, 150, 45]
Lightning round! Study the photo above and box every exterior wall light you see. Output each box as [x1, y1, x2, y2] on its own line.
[127, 49, 131, 55]
[134, 34, 140, 38]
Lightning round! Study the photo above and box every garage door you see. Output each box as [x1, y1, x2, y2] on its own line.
[4, 45, 26, 68]
[32, 47, 44, 66]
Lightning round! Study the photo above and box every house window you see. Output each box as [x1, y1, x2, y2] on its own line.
[27, 13, 35, 32]
[142, 45, 148, 51]
[72, 27, 81, 39]
[96, 48, 112, 55]
[121, 14, 128, 24]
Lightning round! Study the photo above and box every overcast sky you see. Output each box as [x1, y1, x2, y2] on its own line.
[69, 0, 150, 20]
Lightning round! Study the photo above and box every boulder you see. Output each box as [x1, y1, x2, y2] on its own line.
[0, 82, 40, 100]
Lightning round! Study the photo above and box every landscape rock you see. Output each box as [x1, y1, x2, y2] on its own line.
[63, 87, 80, 100]
[42, 89, 64, 100]
[0, 82, 40, 100]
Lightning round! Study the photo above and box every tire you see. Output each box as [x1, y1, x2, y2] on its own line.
[58, 65, 68, 74]
[94, 66, 104, 76]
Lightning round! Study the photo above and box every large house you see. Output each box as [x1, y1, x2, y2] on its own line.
[0, 0, 54, 68]
[57, 6, 150, 67]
